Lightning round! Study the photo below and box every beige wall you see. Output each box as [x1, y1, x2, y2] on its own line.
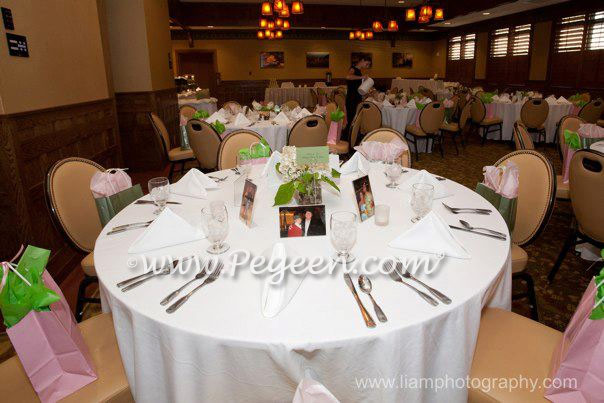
[143, 0, 173, 90]
[172, 38, 445, 81]
[0, 0, 109, 114]
[529, 21, 552, 81]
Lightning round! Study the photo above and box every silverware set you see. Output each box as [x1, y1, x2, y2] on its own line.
[107, 220, 154, 235]
[208, 175, 228, 182]
[166, 260, 224, 313]
[449, 219, 507, 240]
[135, 200, 181, 205]
[117, 259, 179, 291]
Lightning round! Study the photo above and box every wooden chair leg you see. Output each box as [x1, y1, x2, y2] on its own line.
[512, 271, 539, 321]
[75, 275, 101, 322]
[481, 126, 487, 145]
[168, 162, 176, 181]
[452, 132, 459, 155]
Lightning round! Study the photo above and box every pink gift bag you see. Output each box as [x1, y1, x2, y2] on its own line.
[545, 280, 604, 402]
[7, 270, 97, 402]
[485, 104, 496, 119]
[90, 168, 132, 198]
[327, 121, 342, 145]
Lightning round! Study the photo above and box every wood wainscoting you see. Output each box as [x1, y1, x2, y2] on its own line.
[115, 88, 179, 172]
[0, 98, 121, 284]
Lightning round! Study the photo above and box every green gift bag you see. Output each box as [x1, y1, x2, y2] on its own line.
[475, 182, 517, 233]
[94, 184, 143, 226]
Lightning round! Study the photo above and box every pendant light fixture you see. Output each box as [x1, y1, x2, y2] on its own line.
[257, 30, 265, 39]
[365, 30, 374, 40]
[419, 5, 433, 19]
[261, 2, 272, 16]
[267, 20, 275, 30]
[387, 19, 398, 32]
[259, 18, 268, 28]
[291, 1, 304, 14]
[276, 18, 284, 28]
[349, 31, 355, 40]
[282, 20, 291, 30]
[275, 30, 283, 39]
[372, 21, 383, 32]
[273, 0, 284, 12]
[405, 8, 416, 21]
[279, 3, 290, 17]
[434, 8, 444, 21]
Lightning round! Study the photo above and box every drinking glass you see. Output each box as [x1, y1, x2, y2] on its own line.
[374, 205, 390, 226]
[384, 158, 403, 188]
[410, 183, 434, 223]
[201, 201, 230, 254]
[330, 212, 357, 263]
[148, 177, 170, 215]
[236, 153, 252, 177]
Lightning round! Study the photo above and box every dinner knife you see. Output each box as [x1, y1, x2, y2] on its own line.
[449, 225, 507, 240]
[343, 273, 376, 328]
[134, 200, 181, 205]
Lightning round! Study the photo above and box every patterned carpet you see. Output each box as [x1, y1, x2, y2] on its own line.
[0, 135, 598, 365]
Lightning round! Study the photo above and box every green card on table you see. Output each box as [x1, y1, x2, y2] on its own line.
[296, 146, 329, 166]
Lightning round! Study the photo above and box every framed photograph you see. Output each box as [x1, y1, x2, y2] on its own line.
[279, 205, 326, 238]
[306, 52, 329, 68]
[260, 51, 285, 68]
[392, 52, 413, 68]
[351, 52, 372, 68]
[239, 179, 257, 227]
[352, 175, 375, 222]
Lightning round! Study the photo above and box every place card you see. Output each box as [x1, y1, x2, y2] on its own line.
[296, 146, 329, 166]
[239, 179, 257, 228]
[352, 175, 375, 222]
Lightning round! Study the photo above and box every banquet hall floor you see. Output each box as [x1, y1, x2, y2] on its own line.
[0, 135, 597, 363]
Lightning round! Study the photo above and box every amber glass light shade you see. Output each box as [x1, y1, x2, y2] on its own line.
[359, 32, 366, 41]
[257, 31, 265, 39]
[292, 1, 304, 14]
[349, 31, 355, 40]
[355, 30, 363, 38]
[418, 15, 429, 23]
[269, 31, 276, 40]
[259, 18, 268, 28]
[365, 31, 374, 40]
[434, 8, 444, 21]
[282, 20, 291, 30]
[405, 8, 416, 21]
[419, 5, 432, 18]
[264, 29, 272, 37]
[279, 4, 290, 17]
[275, 30, 283, 39]
[261, 2, 272, 15]
[267, 21, 275, 30]
[276, 18, 284, 27]
[387, 20, 398, 32]
[372, 21, 383, 32]
[273, 0, 284, 11]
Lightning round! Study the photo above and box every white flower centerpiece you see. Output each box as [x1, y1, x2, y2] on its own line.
[273, 146, 340, 206]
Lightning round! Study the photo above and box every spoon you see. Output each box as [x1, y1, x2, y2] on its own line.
[357, 275, 388, 322]
[459, 220, 506, 237]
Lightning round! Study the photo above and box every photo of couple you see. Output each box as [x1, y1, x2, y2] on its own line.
[279, 206, 326, 238]
[353, 176, 375, 221]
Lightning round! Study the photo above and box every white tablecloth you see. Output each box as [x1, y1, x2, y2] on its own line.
[265, 86, 339, 108]
[177, 97, 218, 114]
[591, 140, 604, 153]
[391, 79, 444, 94]
[483, 102, 573, 143]
[222, 120, 289, 152]
[94, 163, 511, 403]
[379, 105, 434, 154]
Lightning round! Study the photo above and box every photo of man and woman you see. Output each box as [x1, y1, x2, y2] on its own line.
[279, 206, 326, 238]
[239, 180, 257, 227]
[352, 176, 375, 221]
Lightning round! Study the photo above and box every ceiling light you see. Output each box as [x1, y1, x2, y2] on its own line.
[267, 20, 275, 30]
[259, 18, 268, 28]
[207, 25, 214, 28]
[261, 2, 272, 16]
[419, 5, 432, 19]
[372, 21, 384, 32]
[387, 20, 399, 32]
[482, 12, 490, 15]
[405, 8, 416, 21]
[355, 30, 363, 38]
[434, 8, 444, 20]
[276, 18, 284, 27]
[273, 0, 284, 12]
[292, 1, 304, 14]
[282, 20, 291, 30]
[349, 31, 355, 40]
[264, 29, 272, 37]
[279, 4, 290, 17]
[275, 30, 283, 39]
[257, 31, 265, 39]
[365, 31, 374, 39]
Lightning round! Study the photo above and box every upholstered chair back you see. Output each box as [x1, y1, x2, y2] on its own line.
[418, 101, 445, 135]
[521, 99, 549, 129]
[578, 99, 604, 124]
[569, 149, 604, 242]
[148, 112, 171, 158]
[288, 115, 328, 147]
[513, 122, 535, 150]
[186, 119, 222, 170]
[362, 128, 411, 168]
[470, 97, 487, 124]
[217, 130, 263, 170]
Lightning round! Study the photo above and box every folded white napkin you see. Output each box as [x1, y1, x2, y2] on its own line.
[273, 111, 291, 125]
[492, 95, 500, 102]
[382, 99, 393, 107]
[329, 154, 340, 171]
[388, 211, 470, 259]
[557, 96, 570, 104]
[420, 97, 432, 104]
[545, 95, 557, 104]
[128, 208, 205, 253]
[402, 169, 452, 199]
[262, 151, 281, 177]
[252, 100, 262, 111]
[261, 243, 307, 318]
[206, 111, 227, 124]
[209, 97, 218, 103]
[170, 168, 217, 199]
[297, 108, 312, 119]
[407, 99, 417, 109]
[292, 106, 302, 115]
[233, 113, 251, 126]
[340, 152, 370, 175]
[293, 370, 340, 403]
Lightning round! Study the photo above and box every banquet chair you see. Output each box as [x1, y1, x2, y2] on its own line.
[468, 308, 562, 402]
[440, 99, 472, 155]
[179, 105, 197, 121]
[495, 150, 556, 320]
[45, 157, 104, 322]
[324, 102, 337, 127]
[221, 101, 242, 114]
[389, 86, 399, 94]
[186, 119, 222, 171]
[0, 313, 133, 402]
[329, 111, 361, 155]
[283, 100, 300, 110]
[288, 115, 328, 147]
[519, 98, 549, 145]
[362, 128, 411, 168]
[470, 96, 503, 145]
[578, 99, 604, 124]
[310, 89, 319, 107]
[334, 92, 347, 118]
[418, 86, 435, 101]
[148, 112, 195, 181]
[548, 149, 604, 283]
[555, 115, 585, 199]
[404, 101, 445, 161]
[357, 101, 382, 139]
[217, 130, 263, 170]
[281, 81, 294, 88]
[512, 121, 535, 150]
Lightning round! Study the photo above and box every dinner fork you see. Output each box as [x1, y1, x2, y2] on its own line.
[166, 260, 224, 313]
[384, 261, 438, 306]
[395, 260, 452, 304]
[442, 202, 491, 215]
[160, 260, 209, 306]
[120, 259, 179, 292]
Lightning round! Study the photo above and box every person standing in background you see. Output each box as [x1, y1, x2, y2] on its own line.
[345, 57, 370, 143]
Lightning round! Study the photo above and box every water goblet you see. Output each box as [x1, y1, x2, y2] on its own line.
[148, 177, 170, 215]
[330, 211, 357, 263]
[410, 183, 434, 223]
[384, 159, 403, 188]
[201, 201, 230, 254]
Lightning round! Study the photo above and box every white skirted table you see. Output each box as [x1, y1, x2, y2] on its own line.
[221, 120, 290, 152]
[94, 163, 511, 403]
[379, 105, 434, 154]
[177, 97, 218, 114]
[391, 79, 444, 94]
[265, 86, 339, 108]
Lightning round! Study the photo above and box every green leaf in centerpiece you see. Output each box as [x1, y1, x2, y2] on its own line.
[273, 182, 296, 206]
[590, 265, 604, 320]
[331, 168, 341, 178]
[211, 120, 226, 134]
[193, 109, 210, 120]
[296, 146, 330, 165]
[564, 129, 581, 150]
[330, 107, 345, 122]
[321, 175, 340, 192]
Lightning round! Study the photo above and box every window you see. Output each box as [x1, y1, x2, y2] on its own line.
[512, 24, 531, 56]
[588, 11, 604, 50]
[489, 25, 531, 58]
[554, 14, 585, 53]
[490, 28, 509, 57]
[448, 34, 475, 61]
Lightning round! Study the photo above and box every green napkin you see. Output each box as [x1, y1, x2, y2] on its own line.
[211, 120, 226, 134]
[0, 246, 60, 328]
[193, 109, 210, 120]
[564, 129, 581, 150]
[590, 260, 604, 320]
[330, 107, 345, 123]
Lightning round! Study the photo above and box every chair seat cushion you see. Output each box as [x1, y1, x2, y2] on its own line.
[556, 175, 570, 199]
[328, 141, 349, 154]
[597, 119, 604, 127]
[511, 244, 528, 273]
[469, 308, 562, 403]
[480, 117, 502, 126]
[0, 313, 133, 403]
[440, 122, 459, 132]
[405, 125, 426, 136]
[81, 252, 96, 277]
[168, 147, 195, 161]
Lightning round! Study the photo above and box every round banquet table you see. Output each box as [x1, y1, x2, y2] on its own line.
[379, 105, 433, 154]
[221, 120, 289, 152]
[94, 163, 511, 403]
[390, 79, 444, 93]
[265, 86, 339, 108]
[177, 97, 218, 114]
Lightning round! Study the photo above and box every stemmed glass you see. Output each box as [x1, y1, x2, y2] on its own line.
[201, 201, 230, 254]
[236, 153, 252, 177]
[148, 177, 170, 215]
[410, 183, 434, 223]
[330, 212, 357, 263]
[384, 157, 403, 188]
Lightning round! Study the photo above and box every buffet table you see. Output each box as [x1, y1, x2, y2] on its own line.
[94, 162, 511, 402]
[265, 86, 339, 108]
[391, 79, 444, 94]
